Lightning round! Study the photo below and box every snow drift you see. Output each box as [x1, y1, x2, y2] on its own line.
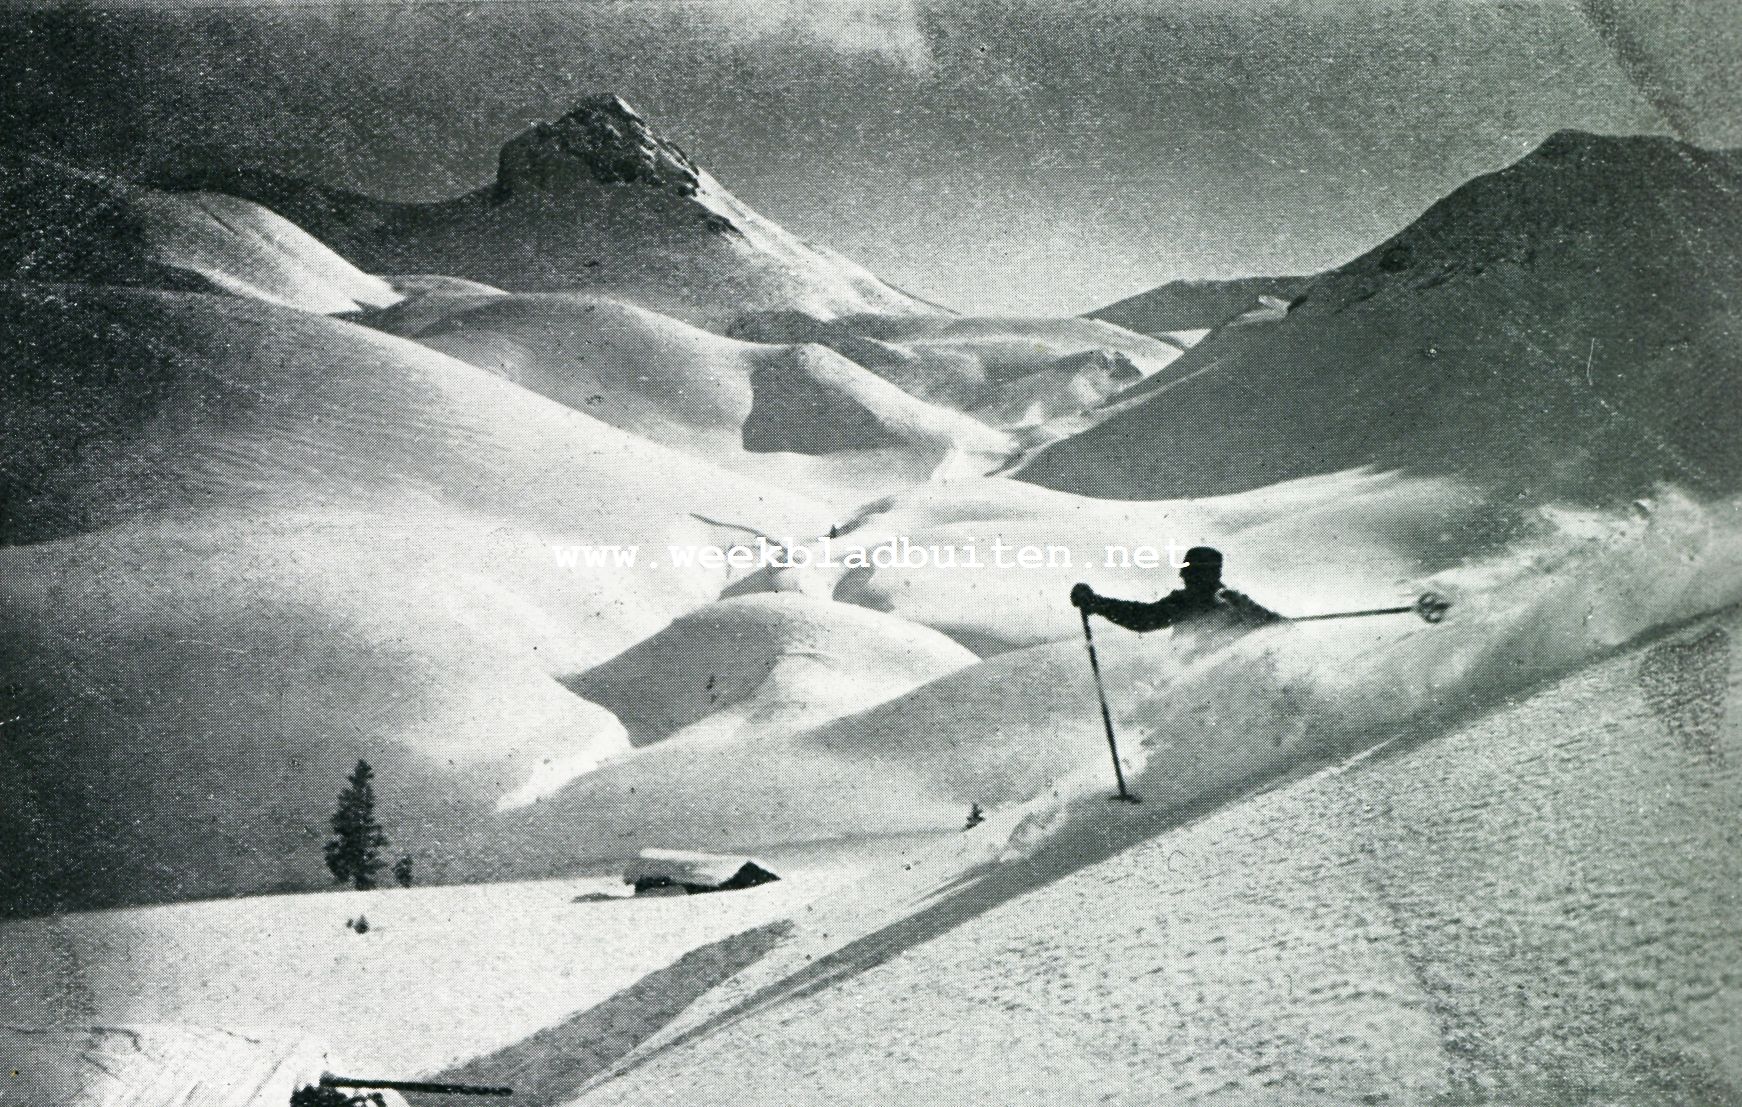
[744, 468, 1497, 653]
[361, 289, 1012, 503]
[730, 310, 1183, 423]
[743, 344, 1015, 458]
[566, 593, 977, 748]
[0, 152, 398, 314]
[485, 482, 1742, 884]
[0, 869, 834, 1080]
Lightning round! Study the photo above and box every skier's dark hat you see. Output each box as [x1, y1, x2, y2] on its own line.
[1182, 546, 1223, 568]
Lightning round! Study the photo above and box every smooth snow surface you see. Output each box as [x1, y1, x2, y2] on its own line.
[567, 593, 977, 748]
[182, 97, 932, 330]
[363, 290, 1012, 505]
[477, 486, 1742, 904]
[730, 310, 1184, 425]
[0, 870, 846, 1079]
[4, 118, 1739, 1107]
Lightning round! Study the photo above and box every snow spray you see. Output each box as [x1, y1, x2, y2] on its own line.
[997, 487, 1742, 864]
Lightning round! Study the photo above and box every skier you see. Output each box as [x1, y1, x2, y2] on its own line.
[1069, 546, 1279, 632]
[1072, 546, 1445, 803]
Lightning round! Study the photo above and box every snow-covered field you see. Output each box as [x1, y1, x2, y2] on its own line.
[2, 95, 1738, 1107]
[0, 850, 888, 1078]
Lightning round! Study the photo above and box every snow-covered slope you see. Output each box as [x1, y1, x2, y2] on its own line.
[743, 343, 1015, 458]
[731, 310, 1183, 421]
[0, 283, 827, 914]
[177, 96, 934, 330]
[0, 153, 398, 314]
[360, 289, 1013, 504]
[1023, 132, 1742, 504]
[572, 605, 1741, 1106]
[473, 481, 1742, 888]
[567, 593, 976, 748]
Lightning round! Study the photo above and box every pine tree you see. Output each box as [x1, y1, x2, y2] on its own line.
[324, 759, 388, 890]
[392, 854, 414, 889]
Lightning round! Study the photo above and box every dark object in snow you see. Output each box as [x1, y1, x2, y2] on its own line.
[630, 875, 689, 896]
[346, 914, 369, 934]
[292, 1086, 385, 1107]
[630, 861, 780, 897]
[320, 1075, 513, 1097]
[965, 803, 985, 830]
[392, 854, 414, 889]
[713, 861, 780, 892]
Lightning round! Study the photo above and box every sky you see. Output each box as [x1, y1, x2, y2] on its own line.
[3, 0, 1734, 315]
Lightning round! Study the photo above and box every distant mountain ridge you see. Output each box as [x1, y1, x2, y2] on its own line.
[160, 95, 936, 330]
[1022, 130, 1742, 504]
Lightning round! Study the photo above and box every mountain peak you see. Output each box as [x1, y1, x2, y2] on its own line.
[494, 94, 703, 200]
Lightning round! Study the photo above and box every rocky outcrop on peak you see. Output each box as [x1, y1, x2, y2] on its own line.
[495, 95, 703, 200]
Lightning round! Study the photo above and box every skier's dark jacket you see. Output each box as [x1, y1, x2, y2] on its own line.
[1085, 586, 1281, 633]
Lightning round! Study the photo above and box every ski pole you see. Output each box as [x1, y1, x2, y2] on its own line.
[1080, 609, 1140, 803]
[1288, 592, 1451, 624]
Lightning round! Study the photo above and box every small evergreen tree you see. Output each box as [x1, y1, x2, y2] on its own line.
[393, 854, 414, 889]
[324, 759, 388, 890]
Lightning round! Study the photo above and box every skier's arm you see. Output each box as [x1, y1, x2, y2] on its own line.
[1072, 584, 1181, 633]
[1220, 589, 1284, 625]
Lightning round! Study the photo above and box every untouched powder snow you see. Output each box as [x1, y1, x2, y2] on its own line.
[751, 467, 1501, 653]
[729, 310, 1184, 426]
[466, 486, 1742, 914]
[0, 1025, 407, 1107]
[1023, 132, 1742, 505]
